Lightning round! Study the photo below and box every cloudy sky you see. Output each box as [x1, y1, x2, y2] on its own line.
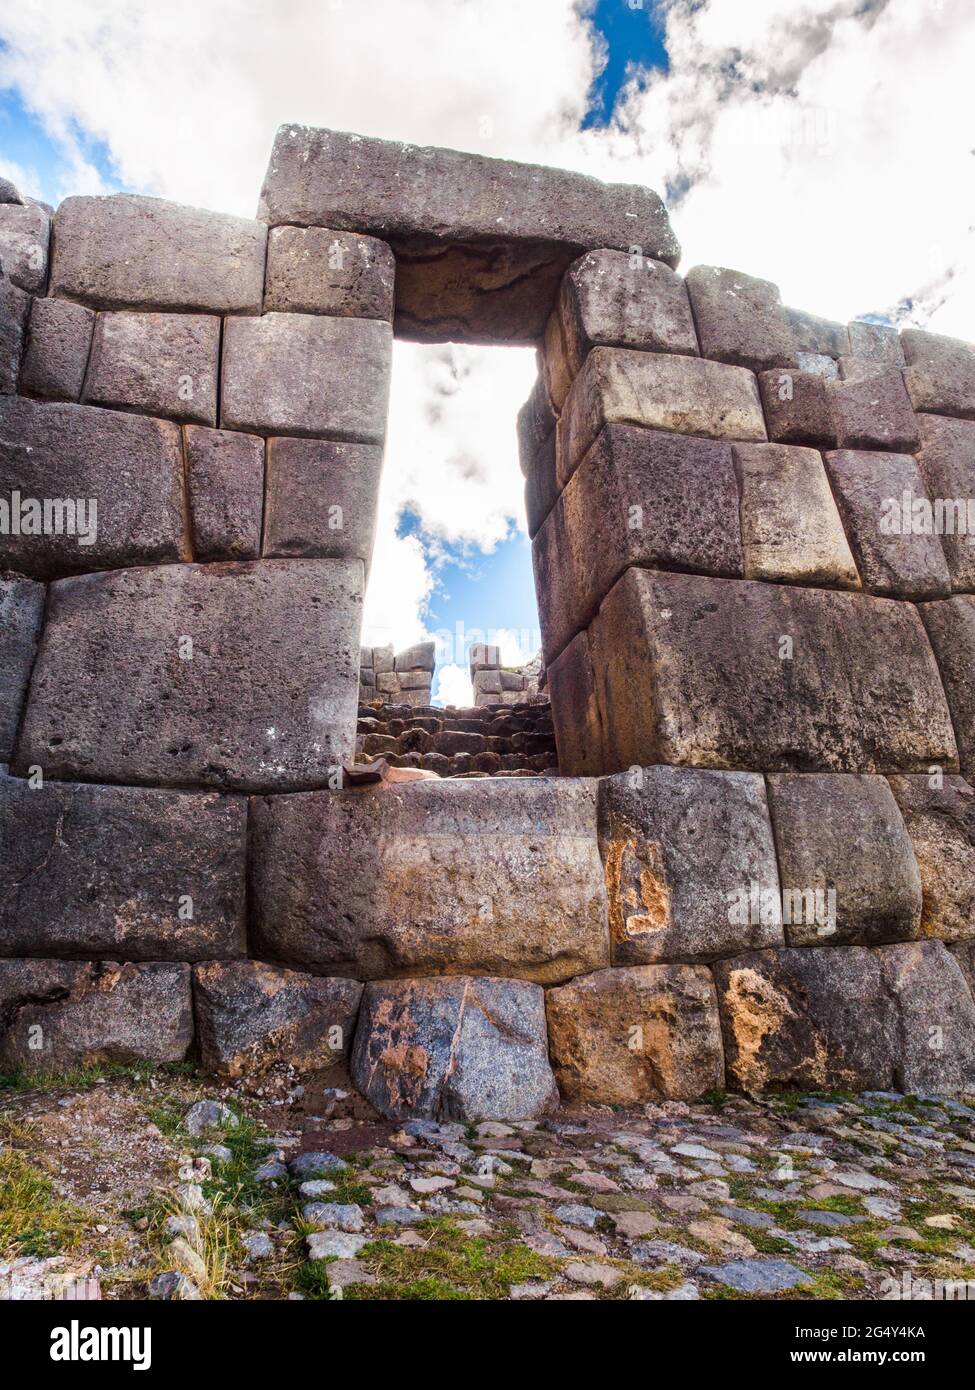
[1, 0, 972, 704]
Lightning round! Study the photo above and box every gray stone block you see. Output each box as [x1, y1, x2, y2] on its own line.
[251, 778, 608, 983]
[920, 596, 975, 775]
[766, 773, 922, 947]
[685, 265, 797, 372]
[914, 413, 975, 590]
[830, 365, 919, 451]
[0, 960, 193, 1073]
[262, 437, 381, 567]
[350, 976, 558, 1121]
[0, 396, 187, 579]
[823, 449, 950, 598]
[758, 368, 835, 446]
[589, 568, 957, 774]
[194, 960, 362, 1077]
[0, 274, 29, 392]
[21, 297, 95, 400]
[0, 198, 50, 293]
[49, 193, 266, 313]
[848, 320, 904, 366]
[14, 559, 363, 792]
[0, 575, 44, 760]
[221, 311, 391, 440]
[264, 226, 395, 319]
[784, 307, 849, 358]
[903, 328, 975, 420]
[83, 310, 219, 425]
[394, 642, 435, 672]
[879, 941, 975, 1093]
[599, 766, 783, 964]
[0, 771, 246, 960]
[547, 629, 606, 777]
[184, 425, 263, 562]
[887, 775, 975, 943]
[524, 429, 558, 539]
[558, 348, 766, 486]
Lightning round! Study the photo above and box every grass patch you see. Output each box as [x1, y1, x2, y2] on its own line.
[0, 1061, 196, 1095]
[346, 1219, 561, 1300]
[0, 1119, 90, 1259]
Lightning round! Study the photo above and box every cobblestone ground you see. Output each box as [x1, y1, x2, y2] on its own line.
[2, 1067, 974, 1301]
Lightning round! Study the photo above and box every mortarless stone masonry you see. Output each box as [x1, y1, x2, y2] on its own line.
[0, 128, 973, 1112]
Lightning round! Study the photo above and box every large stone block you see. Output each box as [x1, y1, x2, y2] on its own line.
[887, 775, 975, 943]
[0, 772, 246, 960]
[714, 947, 898, 1092]
[49, 194, 267, 313]
[598, 767, 783, 964]
[350, 976, 558, 1120]
[534, 425, 742, 664]
[879, 941, 975, 1093]
[221, 311, 391, 440]
[0, 575, 44, 760]
[194, 960, 362, 1077]
[914, 413, 975, 590]
[685, 266, 797, 372]
[902, 328, 975, 420]
[20, 297, 95, 400]
[0, 274, 29, 392]
[547, 629, 607, 777]
[848, 320, 903, 367]
[0, 960, 193, 1073]
[517, 374, 557, 473]
[766, 774, 922, 947]
[758, 368, 835, 447]
[823, 449, 951, 598]
[394, 642, 435, 672]
[264, 225, 395, 319]
[920, 596, 975, 774]
[546, 964, 724, 1103]
[251, 778, 608, 983]
[734, 442, 859, 588]
[524, 430, 558, 539]
[0, 198, 50, 293]
[184, 425, 264, 562]
[83, 311, 219, 425]
[558, 348, 766, 485]
[0, 396, 187, 579]
[785, 307, 850, 359]
[589, 568, 957, 774]
[14, 559, 363, 792]
[830, 366, 919, 451]
[262, 437, 382, 567]
[556, 250, 698, 379]
[951, 941, 975, 999]
[258, 125, 679, 342]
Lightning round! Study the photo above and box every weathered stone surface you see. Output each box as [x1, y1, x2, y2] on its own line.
[49, 194, 267, 313]
[714, 947, 898, 1092]
[950, 941, 975, 998]
[784, 307, 849, 359]
[766, 774, 922, 947]
[517, 374, 557, 473]
[20, 297, 95, 400]
[546, 965, 724, 1103]
[264, 225, 395, 319]
[184, 425, 263, 562]
[15, 559, 363, 791]
[534, 425, 742, 664]
[887, 775, 975, 943]
[598, 767, 783, 964]
[879, 941, 975, 1094]
[547, 630, 606, 778]
[395, 642, 435, 672]
[685, 266, 796, 372]
[823, 449, 951, 598]
[914, 414, 975, 590]
[848, 320, 904, 367]
[251, 778, 608, 983]
[193, 960, 362, 1077]
[524, 430, 558, 539]
[758, 368, 835, 447]
[350, 976, 558, 1121]
[920, 596, 975, 774]
[588, 568, 957, 774]
[902, 328, 975, 420]
[83, 311, 219, 425]
[556, 250, 698, 379]
[262, 437, 381, 566]
[830, 366, 919, 451]
[0, 198, 50, 292]
[221, 311, 391, 440]
[0, 396, 187, 579]
[558, 348, 766, 485]
[734, 442, 859, 587]
[0, 960, 193, 1072]
[259, 125, 679, 342]
[0, 575, 44, 760]
[0, 772, 246, 960]
[0, 274, 29, 392]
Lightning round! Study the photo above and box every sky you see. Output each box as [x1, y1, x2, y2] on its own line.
[1, 0, 972, 705]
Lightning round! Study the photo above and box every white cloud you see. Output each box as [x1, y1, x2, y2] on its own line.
[2, 0, 973, 655]
[433, 663, 473, 709]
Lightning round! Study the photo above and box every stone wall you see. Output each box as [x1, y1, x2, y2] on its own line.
[0, 128, 973, 1116]
[359, 641, 434, 708]
[469, 642, 544, 707]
